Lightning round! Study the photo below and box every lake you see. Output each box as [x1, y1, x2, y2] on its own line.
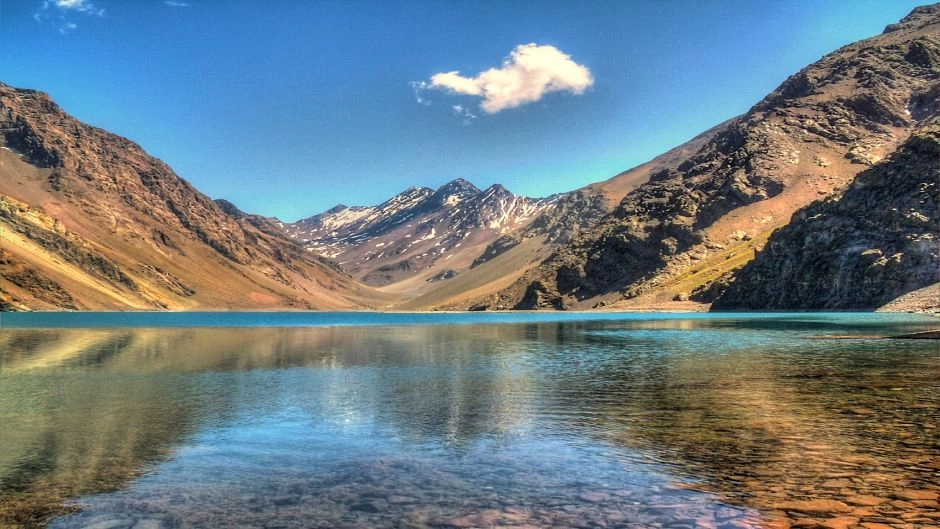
[1, 312, 938, 528]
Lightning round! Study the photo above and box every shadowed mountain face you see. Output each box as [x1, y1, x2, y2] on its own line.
[0, 83, 382, 310]
[712, 121, 940, 310]
[478, 5, 940, 310]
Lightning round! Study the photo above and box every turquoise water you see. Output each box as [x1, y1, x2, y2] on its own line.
[2, 310, 930, 329]
[0, 313, 937, 528]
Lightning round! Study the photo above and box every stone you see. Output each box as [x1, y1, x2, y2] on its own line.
[693, 517, 718, 529]
[443, 514, 480, 528]
[715, 507, 743, 520]
[500, 508, 530, 523]
[776, 500, 853, 515]
[82, 519, 134, 529]
[790, 519, 822, 528]
[817, 516, 859, 529]
[844, 495, 888, 506]
[131, 521, 164, 529]
[895, 489, 939, 501]
[579, 492, 610, 503]
[443, 510, 505, 528]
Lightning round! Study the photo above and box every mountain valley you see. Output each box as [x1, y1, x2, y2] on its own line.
[2, 5, 938, 312]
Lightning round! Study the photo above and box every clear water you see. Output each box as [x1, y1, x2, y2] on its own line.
[0, 313, 937, 528]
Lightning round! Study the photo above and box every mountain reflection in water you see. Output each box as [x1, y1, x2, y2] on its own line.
[0, 314, 937, 528]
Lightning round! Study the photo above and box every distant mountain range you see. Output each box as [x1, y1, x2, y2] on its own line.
[1, 5, 937, 312]
[285, 179, 554, 288]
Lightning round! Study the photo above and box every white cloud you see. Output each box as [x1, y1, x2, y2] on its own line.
[56, 0, 87, 8]
[54, 0, 104, 15]
[35, 0, 104, 32]
[410, 81, 432, 106]
[165, 0, 190, 6]
[424, 43, 593, 113]
[451, 104, 477, 126]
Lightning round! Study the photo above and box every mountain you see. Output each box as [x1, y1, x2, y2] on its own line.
[475, 5, 940, 311]
[0, 83, 383, 310]
[712, 120, 939, 310]
[281, 110, 728, 310]
[285, 179, 555, 294]
[5, 6, 937, 312]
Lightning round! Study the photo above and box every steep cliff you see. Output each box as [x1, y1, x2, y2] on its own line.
[712, 121, 939, 310]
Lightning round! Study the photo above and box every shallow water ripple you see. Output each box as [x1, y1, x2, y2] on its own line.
[0, 313, 937, 528]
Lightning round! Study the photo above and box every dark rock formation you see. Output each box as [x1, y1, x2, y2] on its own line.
[471, 235, 522, 268]
[712, 122, 940, 310]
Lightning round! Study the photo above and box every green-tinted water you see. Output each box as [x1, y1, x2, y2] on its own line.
[1, 313, 937, 528]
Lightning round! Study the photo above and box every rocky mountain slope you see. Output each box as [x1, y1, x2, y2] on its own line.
[476, 4, 940, 310]
[0, 83, 383, 310]
[712, 120, 939, 310]
[285, 179, 556, 292]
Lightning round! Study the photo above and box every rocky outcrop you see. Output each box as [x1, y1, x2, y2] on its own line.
[483, 5, 940, 310]
[519, 189, 610, 245]
[213, 199, 288, 237]
[877, 282, 940, 313]
[0, 248, 77, 310]
[712, 122, 940, 310]
[0, 196, 138, 292]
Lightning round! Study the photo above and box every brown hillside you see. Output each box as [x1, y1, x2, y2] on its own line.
[0, 84, 386, 310]
[480, 5, 940, 311]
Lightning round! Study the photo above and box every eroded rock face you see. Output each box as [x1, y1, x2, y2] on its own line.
[712, 123, 940, 310]
[0, 248, 77, 310]
[485, 5, 940, 310]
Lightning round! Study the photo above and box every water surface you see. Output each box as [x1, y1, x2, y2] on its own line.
[1, 313, 937, 528]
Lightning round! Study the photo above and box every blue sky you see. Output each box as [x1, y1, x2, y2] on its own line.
[2, 0, 927, 221]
